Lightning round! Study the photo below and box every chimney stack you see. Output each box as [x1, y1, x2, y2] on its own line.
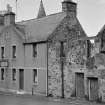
[62, 0, 77, 15]
[4, 4, 15, 26]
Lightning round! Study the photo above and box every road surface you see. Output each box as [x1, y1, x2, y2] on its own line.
[0, 94, 104, 105]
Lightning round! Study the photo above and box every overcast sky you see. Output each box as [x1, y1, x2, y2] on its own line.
[0, 0, 105, 36]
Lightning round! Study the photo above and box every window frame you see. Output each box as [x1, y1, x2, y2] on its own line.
[1, 68, 4, 80]
[12, 45, 16, 58]
[86, 40, 91, 58]
[33, 44, 37, 58]
[12, 68, 16, 81]
[1, 46, 4, 59]
[33, 69, 38, 85]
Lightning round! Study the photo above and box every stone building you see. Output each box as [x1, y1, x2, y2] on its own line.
[47, 0, 88, 98]
[0, 2, 47, 95]
[0, 0, 95, 101]
[85, 25, 105, 102]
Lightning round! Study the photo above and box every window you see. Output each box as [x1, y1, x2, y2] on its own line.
[1, 47, 4, 58]
[87, 40, 91, 58]
[1, 68, 4, 80]
[33, 69, 38, 84]
[12, 68, 16, 81]
[12, 46, 16, 58]
[101, 38, 103, 49]
[33, 44, 37, 57]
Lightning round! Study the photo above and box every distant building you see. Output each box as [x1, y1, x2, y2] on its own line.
[85, 25, 105, 102]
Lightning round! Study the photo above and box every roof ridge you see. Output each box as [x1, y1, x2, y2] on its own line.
[16, 12, 65, 24]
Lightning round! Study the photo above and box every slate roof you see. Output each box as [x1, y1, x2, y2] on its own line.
[97, 24, 105, 38]
[17, 12, 66, 43]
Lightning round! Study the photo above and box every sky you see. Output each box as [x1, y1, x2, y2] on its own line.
[0, 0, 105, 37]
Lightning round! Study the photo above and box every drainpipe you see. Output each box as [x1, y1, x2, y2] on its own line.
[5, 67, 8, 90]
[32, 87, 34, 95]
[60, 41, 64, 98]
[5, 60, 9, 91]
[46, 40, 48, 96]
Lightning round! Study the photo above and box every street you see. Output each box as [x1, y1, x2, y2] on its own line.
[0, 94, 104, 105]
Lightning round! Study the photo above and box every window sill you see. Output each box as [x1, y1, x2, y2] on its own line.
[33, 82, 38, 86]
[32, 57, 37, 59]
[11, 58, 17, 61]
[12, 80, 16, 84]
[0, 80, 5, 82]
[1, 58, 5, 59]
[12, 79, 16, 81]
[0, 58, 7, 61]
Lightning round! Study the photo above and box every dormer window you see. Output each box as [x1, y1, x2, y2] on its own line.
[12, 45, 16, 58]
[33, 44, 37, 57]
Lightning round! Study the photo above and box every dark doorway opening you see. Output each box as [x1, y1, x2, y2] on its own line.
[75, 73, 85, 98]
[19, 69, 24, 90]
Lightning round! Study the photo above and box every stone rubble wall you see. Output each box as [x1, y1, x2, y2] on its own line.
[48, 42, 62, 97]
[47, 14, 87, 98]
[86, 46, 105, 102]
[48, 40, 86, 98]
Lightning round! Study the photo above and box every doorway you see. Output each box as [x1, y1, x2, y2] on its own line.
[75, 73, 85, 98]
[88, 77, 98, 101]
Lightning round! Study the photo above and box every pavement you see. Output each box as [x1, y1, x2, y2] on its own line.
[0, 91, 104, 105]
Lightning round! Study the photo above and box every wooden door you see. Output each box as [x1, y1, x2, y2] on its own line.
[19, 69, 24, 90]
[75, 73, 84, 98]
[89, 78, 98, 101]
